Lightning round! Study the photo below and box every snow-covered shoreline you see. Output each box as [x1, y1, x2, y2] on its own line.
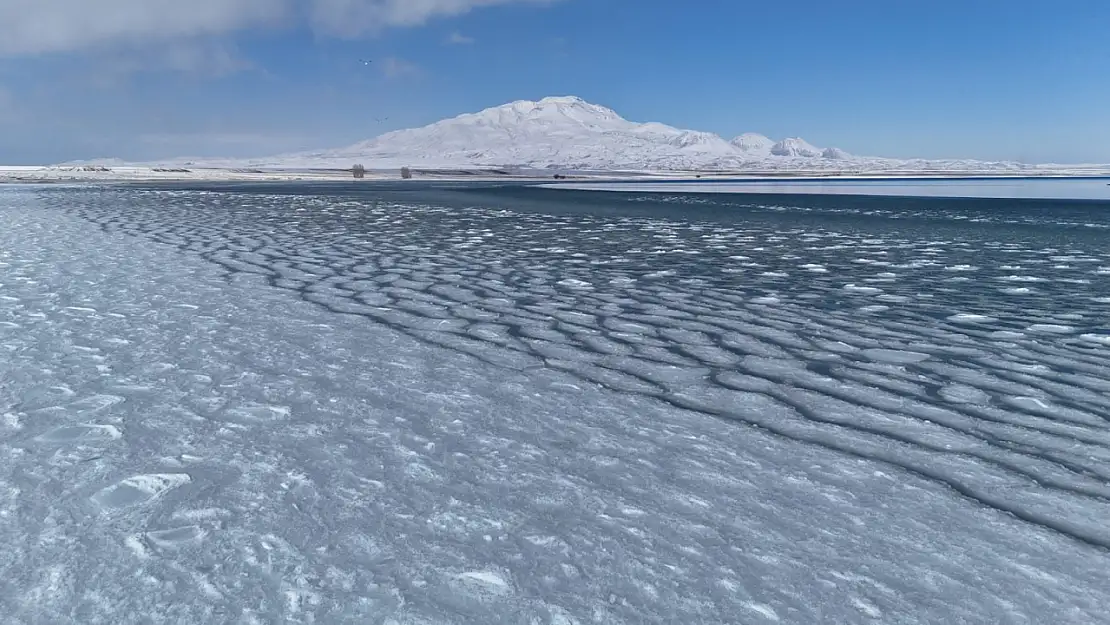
[5, 164, 1110, 185]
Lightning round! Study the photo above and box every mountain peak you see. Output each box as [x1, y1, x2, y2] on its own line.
[771, 137, 822, 158]
[730, 133, 774, 153]
[537, 95, 586, 105]
[822, 147, 852, 160]
[452, 95, 627, 129]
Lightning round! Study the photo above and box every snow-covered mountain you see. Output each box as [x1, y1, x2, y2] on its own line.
[729, 133, 774, 155]
[821, 147, 852, 160]
[770, 138, 823, 158]
[220, 96, 866, 171]
[85, 95, 1087, 173]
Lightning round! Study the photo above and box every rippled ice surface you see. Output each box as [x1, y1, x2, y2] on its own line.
[2, 182, 1110, 624]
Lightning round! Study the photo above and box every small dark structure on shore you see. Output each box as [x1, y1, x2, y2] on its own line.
[352, 164, 366, 178]
[400, 166, 412, 179]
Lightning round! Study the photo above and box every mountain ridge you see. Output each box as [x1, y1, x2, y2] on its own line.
[67, 95, 1059, 173]
[242, 95, 863, 171]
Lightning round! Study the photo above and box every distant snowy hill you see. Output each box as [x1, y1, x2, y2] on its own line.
[770, 138, 823, 158]
[243, 96, 768, 171]
[199, 95, 878, 171]
[78, 95, 1090, 173]
[821, 147, 852, 161]
[729, 133, 774, 155]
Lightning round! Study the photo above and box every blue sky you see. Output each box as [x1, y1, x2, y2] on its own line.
[1, 0, 1108, 164]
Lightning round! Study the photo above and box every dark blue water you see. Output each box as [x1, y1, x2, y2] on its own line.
[129, 178, 1110, 239]
[544, 176, 1110, 201]
[89, 179, 1110, 336]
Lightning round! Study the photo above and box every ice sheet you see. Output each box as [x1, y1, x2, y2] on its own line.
[1, 184, 1109, 623]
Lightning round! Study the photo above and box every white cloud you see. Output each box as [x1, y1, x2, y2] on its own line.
[447, 31, 475, 45]
[95, 41, 253, 79]
[0, 0, 558, 56]
[308, 0, 555, 37]
[380, 56, 421, 78]
[0, 0, 287, 56]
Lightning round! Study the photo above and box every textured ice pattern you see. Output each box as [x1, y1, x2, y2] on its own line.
[2, 183, 1110, 624]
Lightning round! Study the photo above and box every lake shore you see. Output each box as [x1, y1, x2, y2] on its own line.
[5, 164, 1110, 185]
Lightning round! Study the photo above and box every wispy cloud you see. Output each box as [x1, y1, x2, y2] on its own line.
[446, 31, 475, 45]
[309, 0, 558, 38]
[380, 56, 421, 78]
[94, 41, 254, 80]
[0, 0, 560, 57]
[0, 0, 285, 57]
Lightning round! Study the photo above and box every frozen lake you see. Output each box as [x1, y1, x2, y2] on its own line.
[2, 181, 1110, 624]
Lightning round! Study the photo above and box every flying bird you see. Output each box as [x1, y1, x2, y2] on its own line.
[359, 59, 373, 66]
